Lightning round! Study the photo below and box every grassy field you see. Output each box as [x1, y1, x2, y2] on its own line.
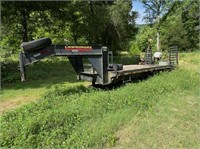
[0, 57, 90, 113]
[0, 51, 199, 148]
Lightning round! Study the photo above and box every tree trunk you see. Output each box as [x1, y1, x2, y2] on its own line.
[157, 29, 161, 51]
[89, 1, 94, 13]
[156, 15, 161, 51]
[21, 9, 28, 42]
[73, 33, 77, 45]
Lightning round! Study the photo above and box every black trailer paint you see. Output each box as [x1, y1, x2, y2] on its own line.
[19, 38, 178, 85]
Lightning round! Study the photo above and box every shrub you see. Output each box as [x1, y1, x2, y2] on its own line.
[129, 41, 141, 56]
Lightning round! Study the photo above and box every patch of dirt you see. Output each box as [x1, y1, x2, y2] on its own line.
[0, 97, 38, 114]
[116, 125, 132, 146]
[115, 117, 142, 148]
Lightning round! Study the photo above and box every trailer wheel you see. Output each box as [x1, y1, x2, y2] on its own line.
[22, 37, 52, 53]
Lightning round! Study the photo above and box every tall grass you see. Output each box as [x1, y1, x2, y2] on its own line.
[0, 51, 199, 148]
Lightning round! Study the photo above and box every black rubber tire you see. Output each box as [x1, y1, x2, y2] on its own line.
[22, 37, 52, 52]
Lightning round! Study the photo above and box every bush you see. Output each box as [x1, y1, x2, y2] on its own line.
[129, 41, 141, 56]
[1, 59, 20, 84]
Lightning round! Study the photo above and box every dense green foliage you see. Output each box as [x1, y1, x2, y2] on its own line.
[132, 0, 199, 52]
[0, 0, 198, 61]
[160, 0, 199, 51]
[1, 52, 199, 148]
[133, 25, 157, 52]
[0, 1, 137, 55]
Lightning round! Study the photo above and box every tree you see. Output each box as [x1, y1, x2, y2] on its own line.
[159, 0, 199, 51]
[181, 0, 199, 49]
[107, 0, 137, 53]
[141, 0, 174, 51]
[2, 1, 45, 42]
[1, 1, 137, 54]
[160, 15, 190, 51]
[1, 1, 71, 53]
[134, 25, 156, 52]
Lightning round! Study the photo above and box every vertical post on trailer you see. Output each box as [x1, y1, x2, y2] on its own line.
[108, 51, 113, 66]
[19, 52, 26, 82]
[176, 47, 178, 65]
[102, 47, 109, 83]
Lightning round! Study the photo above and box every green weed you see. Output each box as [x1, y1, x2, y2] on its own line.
[0, 52, 199, 148]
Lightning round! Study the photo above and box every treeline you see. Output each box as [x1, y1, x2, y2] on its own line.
[131, 0, 199, 54]
[0, 0, 199, 58]
[0, 1, 137, 55]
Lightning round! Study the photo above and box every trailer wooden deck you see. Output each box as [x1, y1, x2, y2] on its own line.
[107, 64, 173, 84]
[115, 64, 172, 75]
[120, 64, 171, 72]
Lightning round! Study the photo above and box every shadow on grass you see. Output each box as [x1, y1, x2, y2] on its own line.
[43, 84, 91, 99]
[2, 58, 79, 90]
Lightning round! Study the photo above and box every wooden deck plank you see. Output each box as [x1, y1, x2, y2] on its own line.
[111, 64, 172, 76]
[118, 64, 170, 72]
[122, 65, 159, 71]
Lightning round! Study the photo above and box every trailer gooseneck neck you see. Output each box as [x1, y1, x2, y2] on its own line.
[19, 38, 178, 86]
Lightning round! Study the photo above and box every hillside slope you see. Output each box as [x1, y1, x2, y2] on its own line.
[0, 52, 199, 148]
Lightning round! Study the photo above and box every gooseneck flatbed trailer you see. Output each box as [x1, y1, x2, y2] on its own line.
[19, 38, 178, 85]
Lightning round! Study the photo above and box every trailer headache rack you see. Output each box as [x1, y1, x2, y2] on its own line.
[19, 38, 177, 86]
